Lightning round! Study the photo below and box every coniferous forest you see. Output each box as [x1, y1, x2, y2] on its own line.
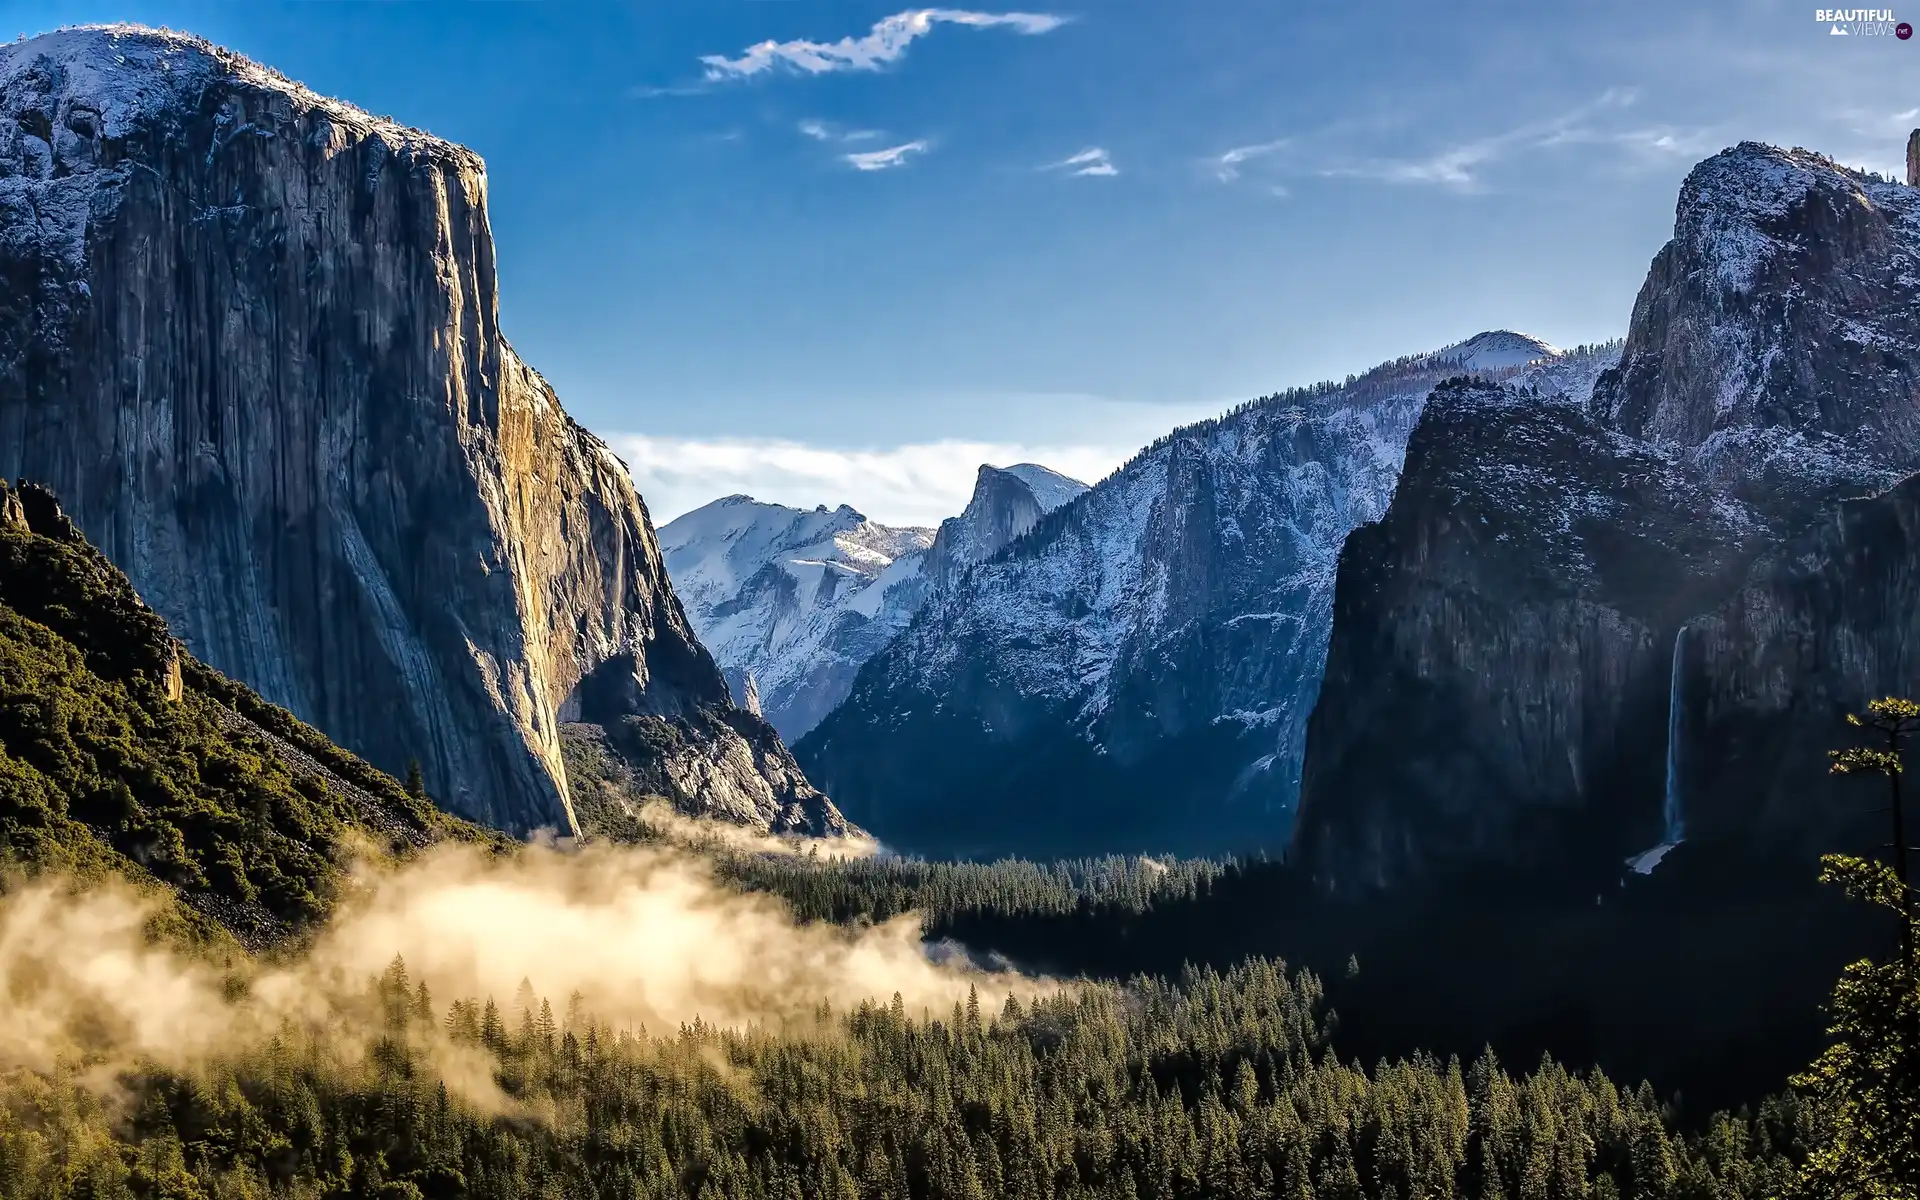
[0, 493, 1915, 1198]
[0, 953, 1822, 1200]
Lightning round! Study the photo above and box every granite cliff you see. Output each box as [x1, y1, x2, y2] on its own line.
[1293, 378, 1753, 888]
[1295, 143, 1920, 889]
[0, 26, 845, 836]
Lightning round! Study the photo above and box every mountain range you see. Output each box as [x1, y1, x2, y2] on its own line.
[794, 334, 1619, 857]
[2, 24, 1915, 909]
[660, 462, 1087, 739]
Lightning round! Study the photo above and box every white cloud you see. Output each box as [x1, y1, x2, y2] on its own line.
[608, 435, 1135, 526]
[631, 83, 711, 99]
[702, 9, 1067, 81]
[844, 140, 930, 171]
[1045, 147, 1118, 177]
[1213, 138, 1290, 182]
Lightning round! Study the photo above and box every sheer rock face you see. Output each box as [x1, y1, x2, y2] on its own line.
[922, 464, 1087, 592]
[1591, 143, 1920, 514]
[0, 26, 846, 836]
[1294, 382, 1753, 890]
[1295, 144, 1920, 890]
[1682, 475, 1920, 849]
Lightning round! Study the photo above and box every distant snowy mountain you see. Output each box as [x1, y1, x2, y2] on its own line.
[798, 334, 1618, 859]
[660, 463, 1087, 740]
[660, 500, 933, 740]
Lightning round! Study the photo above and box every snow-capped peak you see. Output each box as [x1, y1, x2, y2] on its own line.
[659, 496, 924, 601]
[2, 25, 445, 146]
[1424, 330, 1562, 372]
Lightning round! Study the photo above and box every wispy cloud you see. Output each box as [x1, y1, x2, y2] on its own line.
[1219, 90, 1706, 194]
[610, 436, 1126, 526]
[632, 83, 712, 100]
[1322, 138, 1506, 188]
[1213, 138, 1289, 183]
[702, 9, 1068, 81]
[844, 140, 931, 171]
[800, 118, 882, 143]
[1045, 147, 1117, 177]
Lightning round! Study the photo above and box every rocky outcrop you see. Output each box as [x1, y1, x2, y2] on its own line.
[923, 464, 1088, 591]
[799, 341, 1603, 859]
[0, 26, 846, 836]
[1295, 144, 1920, 889]
[1590, 143, 1920, 514]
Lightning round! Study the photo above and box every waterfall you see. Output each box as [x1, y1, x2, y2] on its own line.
[1662, 626, 1686, 844]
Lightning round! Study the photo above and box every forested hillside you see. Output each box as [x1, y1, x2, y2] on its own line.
[0, 479, 480, 946]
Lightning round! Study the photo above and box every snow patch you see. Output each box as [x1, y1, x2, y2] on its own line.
[1422, 330, 1561, 372]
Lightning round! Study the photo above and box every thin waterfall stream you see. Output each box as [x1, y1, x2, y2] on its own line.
[1661, 625, 1687, 845]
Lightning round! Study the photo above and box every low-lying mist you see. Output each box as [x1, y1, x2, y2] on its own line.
[0, 832, 1041, 1111]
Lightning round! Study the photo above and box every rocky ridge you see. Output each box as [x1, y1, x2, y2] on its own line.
[661, 499, 936, 741]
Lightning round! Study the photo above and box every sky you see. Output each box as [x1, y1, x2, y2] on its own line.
[5, 0, 1918, 525]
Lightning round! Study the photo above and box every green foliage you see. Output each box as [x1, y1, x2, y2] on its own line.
[567, 723, 1231, 928]
[0, 499, 474, 944]
[0, 957, 1806, 1200]
[0, 493, 1902, 1198]
[1795, 698, 1920, 1197]
[1793, 855, 1920, 1198]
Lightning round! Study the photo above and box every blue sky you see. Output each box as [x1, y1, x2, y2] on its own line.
[6, 0, 1917, 523]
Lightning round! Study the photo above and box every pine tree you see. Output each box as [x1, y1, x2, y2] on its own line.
[1832, 696, 1920, 980]
[1795, 703, 1920, 1197]
[1794, 853, 1920, 1196]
